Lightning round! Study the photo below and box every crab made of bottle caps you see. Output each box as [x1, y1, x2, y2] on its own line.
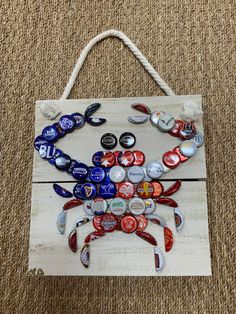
[35, 102, 203, 272]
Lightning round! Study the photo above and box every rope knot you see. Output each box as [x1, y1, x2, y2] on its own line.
[180, 101, 203, 122]
[40, 102, 61, 120]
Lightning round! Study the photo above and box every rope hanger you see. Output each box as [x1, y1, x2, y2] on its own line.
[61, 29, 175, 99]
[41, 30, 202, 122]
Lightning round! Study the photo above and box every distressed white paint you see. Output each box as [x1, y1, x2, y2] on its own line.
[29, 96, 211, 276]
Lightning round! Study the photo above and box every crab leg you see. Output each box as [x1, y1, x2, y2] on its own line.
[155, 198, 184, 232]
[80, 230, 105, 268]
[68, 216, 94, 253]
[156, 197, 178, 207]
[80, 244, 90, 268]
[84, 230, 105, 243]
[146, 214, 174, 252]
[57, 200, 85, 235]
[56, 210, 66, 234]
[75, 216, 94, 228]
[145, 213, 167, 227]
[154, 247, 165, 272]
[63, 199, 83, 210]
[136, 231, 157, 246]
[68, 228, 77, 253]
[174, 207, 184, 232]
[162, 180, 181, 197]
[164, 226, 174, 252]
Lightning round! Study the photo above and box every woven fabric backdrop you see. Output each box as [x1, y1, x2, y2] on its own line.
[1, 1, 236, 313]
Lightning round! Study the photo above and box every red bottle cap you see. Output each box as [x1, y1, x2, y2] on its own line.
[168, 119, 184, 137]
[133, 150, 145, 166]
[100, 213, 118, 232]
[136, 215, 148, 231]
[93, 216, 104, 231]
[120, 215, 138, 233]
[173, 146, 188, 162]
[151, 181, 163, 198]
[118, 151, 134, 167]
[136, 181, 154, 199]
[118, 181, 135, 199]
[101, 152, 115, 167]
[162, 151, 181, 169]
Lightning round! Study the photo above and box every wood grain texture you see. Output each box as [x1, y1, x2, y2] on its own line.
[29, 181, 211, 276]
[33, 96, 206, 182]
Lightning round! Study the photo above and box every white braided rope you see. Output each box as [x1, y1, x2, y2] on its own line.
[61, 29, 175, 99]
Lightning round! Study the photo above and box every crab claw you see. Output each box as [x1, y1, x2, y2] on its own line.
[131, 103, 151, 115]
[128, 115, 149, 124]
[162, 180, 181, 197]
[86, 117, 106, 126]
[136, 231, 157, 246]
[84, 103, 101, 118]
[80, 243, 90, 268]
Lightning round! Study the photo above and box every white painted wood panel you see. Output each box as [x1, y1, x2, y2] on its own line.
[28, 181, 211, 276]
[32, 96, 206, 182]
[29, 95, 211, 276]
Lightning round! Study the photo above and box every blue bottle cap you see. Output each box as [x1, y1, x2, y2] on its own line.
[58, 115, 76, 132]
[92, 151, 104, 166]
[48, 149, 63, 165]
[71, 113, 85, 128]
[42, 125, 59, 142]
[53, 122, 66, 138]
[80, 183, 97, 200]
[89, 167, 106, 183]
[73, 182, 84, 199]
[34, 135, 48, 151]
[53, 183, 73, 198]
[54, 154, 71, 171]
[66, 159, 77, 174]
[39, 143, 56, 159]
[99, 182, 116, 199]
[72, 162, 89, 180]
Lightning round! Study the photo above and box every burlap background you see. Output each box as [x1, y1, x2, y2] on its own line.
[1, 1, 236, 313]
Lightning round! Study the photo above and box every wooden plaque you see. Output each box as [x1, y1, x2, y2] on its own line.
[29, 96, 211, 276]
